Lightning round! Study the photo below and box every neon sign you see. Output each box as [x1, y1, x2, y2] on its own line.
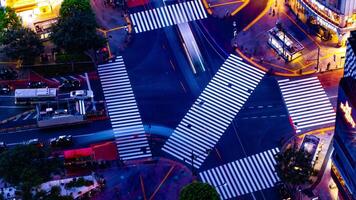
[340, 101, 356, 128]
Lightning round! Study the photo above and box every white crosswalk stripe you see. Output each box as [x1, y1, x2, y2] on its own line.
[97, 56, 151, 160]
[130, 0, 207, 33]
[199, 148, 280, 199]
[77, 100, 86, 115]
[162, 54, 266, 168]
[278, 77, 335, 132]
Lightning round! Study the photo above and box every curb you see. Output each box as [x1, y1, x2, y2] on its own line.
[124, 15, 132, 34]
[235, 48, 317, 77]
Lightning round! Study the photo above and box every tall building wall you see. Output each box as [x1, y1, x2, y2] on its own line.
[344, 31, 356, 78]
[332, 31, 356, 200]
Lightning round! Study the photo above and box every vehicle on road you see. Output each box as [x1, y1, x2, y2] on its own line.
[59, 80, 81, 91]
[70, 90, 93, 99]
[0, 84, 11, 95]
[28, 81, 48, 88]
[0, 68, 18, 80]
[50, 135, 73, 147]
[24, 138, 43, 148]
[14, 88, 57, 104]
[0, 142, 7, 153]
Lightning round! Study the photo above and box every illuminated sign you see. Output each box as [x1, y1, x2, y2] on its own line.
[340, 101, 356, 128]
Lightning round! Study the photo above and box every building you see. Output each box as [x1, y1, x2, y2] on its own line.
[268, 26, 304, 61]
[287, 0, 356, 45]
[331, 32, 356, 200]
[2, 0, 62, 39]
[344, 31, 356, 78]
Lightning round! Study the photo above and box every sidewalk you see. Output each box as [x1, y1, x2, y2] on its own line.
[234, 0, 346, 77]
[91, 0, 131, 56]
[283, 127, 335, 190]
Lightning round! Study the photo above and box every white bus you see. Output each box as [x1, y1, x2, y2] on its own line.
[15, 88, 57, 104]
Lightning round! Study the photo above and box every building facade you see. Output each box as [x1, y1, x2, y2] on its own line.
[331, 32, 356, 200]
[344, 31, 356, 78]
[287, 0, 356, 45]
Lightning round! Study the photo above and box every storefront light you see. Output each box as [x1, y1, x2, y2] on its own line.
[340, 101, 356, 128]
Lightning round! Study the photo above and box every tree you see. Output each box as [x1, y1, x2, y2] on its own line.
[179, 181, 219, 200]
[0, 145, 62, 199]
[34, 186, 74, 200]
[0, 6, 21, 42]
[1, 27, 43, 63]
[51, 0, 106, 63]
[59, 0, 92, 17]
[274, 145, 313, 187]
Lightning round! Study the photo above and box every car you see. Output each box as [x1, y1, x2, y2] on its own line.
[0, 68, 18, 80]
[28, 81, 47, 88]
[54, 109, 68, 115]
[70, 90, 94, 99]
[0, 84, 11, 95]
[24, 138, 43, 147]
[59, 80, 81, 91]
[50, 135, 73, 147]
[0, 142, 7, 153]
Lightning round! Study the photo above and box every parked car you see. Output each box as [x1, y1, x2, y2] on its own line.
[0, 68, 18, 80]
[59, 80, 81, 91]
[28, 81, 47, 88]
[24, 138, 43, 148]
[0, 142, 7, 153]
[70, 90, 94, 99]
[0, 84, 11, 95]
[50, 135, 73, 147]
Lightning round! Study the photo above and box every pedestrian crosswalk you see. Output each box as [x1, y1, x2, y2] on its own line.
[130, 0, 207, 33]
[278, 77, 335, 133]
[97, 56, 151, 160]
[77, 100, 86, 115]
[199, 148, 280, 200]
[162, 54, 266, 168]
[46, 74, 86, 84]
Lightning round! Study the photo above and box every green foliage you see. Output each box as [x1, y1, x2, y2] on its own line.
[0, 6, 21, 42]
[1, 27, 43, 63]
[59, 0, 92, 17]
[0, 145, 62, 190]
[274, 146, 314, 186]
[179, 181, 220, 200]
[34, 186, 74, 200]
[55, 52, 91, 63]
[51, 0, 106, 54]
[65, 177, 94, 189]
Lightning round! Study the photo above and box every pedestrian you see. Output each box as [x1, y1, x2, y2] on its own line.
[272, 9, 275, 16]
[327, 62, 331, 71]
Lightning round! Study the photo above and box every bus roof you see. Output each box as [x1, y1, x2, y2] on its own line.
[15, 88, 57, 98]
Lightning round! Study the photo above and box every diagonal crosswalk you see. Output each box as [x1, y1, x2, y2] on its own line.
[162, 54, 266, 168]
[97, 56, 151, 160]
[278, 77, 335, 133]
[199, 148, 280, 200]
[130, 0, 207, 33]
